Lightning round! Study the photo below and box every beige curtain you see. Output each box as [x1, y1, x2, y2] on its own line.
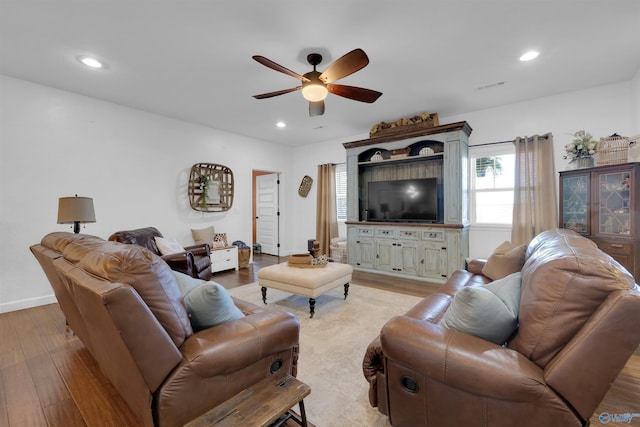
[316, 163, 338, 256]
[511, 133, 558, 245]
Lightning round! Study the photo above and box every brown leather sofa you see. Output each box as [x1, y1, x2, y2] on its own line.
[31, 232, 300, 427]
[363, 228, 640, 427]
[109, 226, 213, 281]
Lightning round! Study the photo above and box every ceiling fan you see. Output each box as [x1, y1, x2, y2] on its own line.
[252, 48, 383, 117]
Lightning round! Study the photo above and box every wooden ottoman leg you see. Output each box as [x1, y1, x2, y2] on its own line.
[344, 283, 349, 300]
[261, 286, 268, 304]
[308, 298, 316, 318]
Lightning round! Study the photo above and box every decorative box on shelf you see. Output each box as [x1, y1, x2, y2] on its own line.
[369, 112, 439, 139]
[210, 246, 238, 273]
[390, 148, 409, 159]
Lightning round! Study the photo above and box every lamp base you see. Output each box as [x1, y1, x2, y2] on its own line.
[74, 221, 80, 234]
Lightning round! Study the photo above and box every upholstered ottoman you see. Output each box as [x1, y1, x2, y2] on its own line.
[258, 261, 353, 318]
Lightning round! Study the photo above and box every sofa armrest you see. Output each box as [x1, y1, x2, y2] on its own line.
[184, 243, 210, 257]
[180, 310, 300, 378]
[381, 316, 547, 401]
[232, 297, 268, 315]
[467, 258, 487, 275]
[161, 252, 195, 275]
[161, 252, 191, 263]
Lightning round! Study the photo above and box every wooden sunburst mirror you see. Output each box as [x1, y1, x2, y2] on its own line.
[188, 163, 234, 212]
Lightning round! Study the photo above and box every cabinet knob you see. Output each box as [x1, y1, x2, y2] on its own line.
[611, 244, 623, 248]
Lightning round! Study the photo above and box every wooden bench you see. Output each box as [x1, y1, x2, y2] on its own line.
[184, 375, 311, 427]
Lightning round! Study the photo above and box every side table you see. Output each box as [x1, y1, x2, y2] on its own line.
[210, 246, 238, 273]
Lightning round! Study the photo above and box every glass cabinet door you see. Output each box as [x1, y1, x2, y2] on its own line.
[597, 170, 632, 236]
[562, 174, 590, 234]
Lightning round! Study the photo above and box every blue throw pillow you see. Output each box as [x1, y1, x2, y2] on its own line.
[441, 272, 522, 345]
[183, 282, 245, 331]
[172, 270, 205, 297]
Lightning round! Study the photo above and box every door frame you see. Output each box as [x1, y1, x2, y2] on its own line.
[252, 170, 281, 255]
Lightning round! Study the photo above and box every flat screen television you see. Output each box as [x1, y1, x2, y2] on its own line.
[367, 178, 441, 223]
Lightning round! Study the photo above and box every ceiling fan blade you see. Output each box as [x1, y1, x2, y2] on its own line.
[252, 56, 310, 82]
[309, 100, 325, 117]
[319, 48, 369, 84]
[253, 87, 301, 99]
[327, 84, 382, 103]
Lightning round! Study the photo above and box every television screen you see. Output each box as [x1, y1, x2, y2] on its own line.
[367, 178, 440, 223]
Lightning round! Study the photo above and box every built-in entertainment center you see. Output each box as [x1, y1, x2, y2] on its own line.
[343, 121, 471, 283]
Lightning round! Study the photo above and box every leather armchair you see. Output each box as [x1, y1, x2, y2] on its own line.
[363, 229, 640, 427]
[109, 226, 212, 281]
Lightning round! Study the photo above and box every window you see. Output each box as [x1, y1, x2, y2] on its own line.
[335, 163, 347, 221]
[470, 144, 515, 225]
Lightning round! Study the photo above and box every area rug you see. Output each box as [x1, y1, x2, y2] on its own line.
[228, 282, 424, 427]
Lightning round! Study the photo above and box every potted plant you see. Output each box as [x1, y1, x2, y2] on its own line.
[564, 130, 598, 168]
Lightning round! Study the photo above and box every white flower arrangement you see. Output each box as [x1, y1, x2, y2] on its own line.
[564, 130, 598, 163]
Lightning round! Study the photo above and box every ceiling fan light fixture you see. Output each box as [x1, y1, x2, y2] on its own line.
[301, 83, 328, 102]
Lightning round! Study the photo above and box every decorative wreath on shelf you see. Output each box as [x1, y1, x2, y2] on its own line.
[188, 163, 234, 212]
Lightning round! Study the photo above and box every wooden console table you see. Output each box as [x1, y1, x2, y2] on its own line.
[185, 374, 311, 427]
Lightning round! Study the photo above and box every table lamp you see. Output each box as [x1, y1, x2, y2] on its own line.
[57, 195, 96, 233]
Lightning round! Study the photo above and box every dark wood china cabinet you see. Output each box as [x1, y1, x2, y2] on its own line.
[559, 162, 640, 280]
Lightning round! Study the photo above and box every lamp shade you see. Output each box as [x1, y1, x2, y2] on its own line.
[57, 196, 96, 225]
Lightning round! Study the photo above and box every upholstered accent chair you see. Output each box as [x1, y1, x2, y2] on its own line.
[109, 226, 212, 280]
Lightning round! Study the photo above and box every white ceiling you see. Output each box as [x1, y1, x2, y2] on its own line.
[1, 0, 639, 146]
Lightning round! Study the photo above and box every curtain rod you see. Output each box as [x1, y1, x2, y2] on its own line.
[471, 134, 550, 148]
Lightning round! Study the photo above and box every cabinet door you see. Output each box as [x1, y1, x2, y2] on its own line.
[420, 241, 447, 280]
[397, 242, 421, 275]
[375, 240, 394, 272]
[353, 238, 375, 268]
[595, 169, 632, 236]
[560, 173, 590, 235]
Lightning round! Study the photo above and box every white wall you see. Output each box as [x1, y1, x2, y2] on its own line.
[632, 68, 640, 134]
[288, 134, 366, 254]
[291, 80, 638, 260]
[0, 75, 294, 313]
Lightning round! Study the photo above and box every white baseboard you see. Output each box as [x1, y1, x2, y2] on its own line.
[0, 294, 58, 314]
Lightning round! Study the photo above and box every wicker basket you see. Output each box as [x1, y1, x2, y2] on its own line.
[596, 135, 630, 166]
[330, 245, 347, 263]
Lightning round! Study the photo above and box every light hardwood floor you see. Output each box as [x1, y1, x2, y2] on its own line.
[1, 254, 638, 426]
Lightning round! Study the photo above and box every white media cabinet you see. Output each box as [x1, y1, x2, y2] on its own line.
[343, 121, 471, 283]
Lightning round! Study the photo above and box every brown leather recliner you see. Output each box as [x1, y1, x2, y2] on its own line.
[31, 232, 300, 427]
[109, 226, 212, 281]
[363, 228, 640, 427]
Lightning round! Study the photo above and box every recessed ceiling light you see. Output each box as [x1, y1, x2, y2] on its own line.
[77, 56, 105, 69]
[519, 51, 539, 62]
[276, 122, 286, 128]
